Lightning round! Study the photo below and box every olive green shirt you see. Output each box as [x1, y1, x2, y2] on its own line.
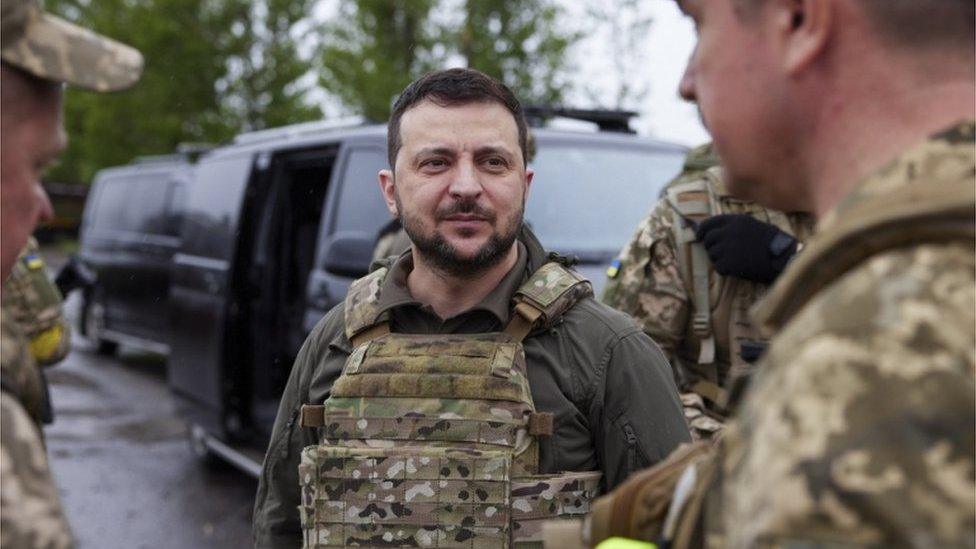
[253, 232, 690, 548]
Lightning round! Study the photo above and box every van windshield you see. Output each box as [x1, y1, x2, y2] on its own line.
[526, 144, 685, 259]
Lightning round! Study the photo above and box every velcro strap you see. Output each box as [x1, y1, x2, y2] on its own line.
[300, 404, 325, 427]
[332, 373, 524, 401]
[528, 412, 554, 436]
[504, 301, 544, 342]
[348, 321, 390, 348]
[510, 471, 602, 524]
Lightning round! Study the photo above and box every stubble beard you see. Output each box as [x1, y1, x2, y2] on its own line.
[397, 193, 523, 278]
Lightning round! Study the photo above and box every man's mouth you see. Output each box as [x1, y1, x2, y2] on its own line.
[444, 213, 487, 222]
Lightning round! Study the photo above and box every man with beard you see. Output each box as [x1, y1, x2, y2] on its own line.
[253, 68, 690, 548]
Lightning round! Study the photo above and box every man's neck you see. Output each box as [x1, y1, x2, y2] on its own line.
[802, 75, 974, 219]
[407, 244, 520, 320]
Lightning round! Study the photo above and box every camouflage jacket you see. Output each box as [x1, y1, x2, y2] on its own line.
[704, 121, 976, 547]
[0, 311, 73, 548]
[2, 237, 71, 367]
[602, 145, 812, 436]
[253, 228, 691, 548]
[0, 393, 74, 549]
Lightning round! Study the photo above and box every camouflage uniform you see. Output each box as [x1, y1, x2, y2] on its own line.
[552, 121, 976, 549]
[0, 1, 143, 546]
[0, 314, 72, 549]
[702, 121, 976, 548]
[602, 144, 812, 438]
[2, 237, 71, 367]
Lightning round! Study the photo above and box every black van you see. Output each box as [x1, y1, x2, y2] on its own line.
[169, 116, 687, 473]
[77, 153, 200, 355]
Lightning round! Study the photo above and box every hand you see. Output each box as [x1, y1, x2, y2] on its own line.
[695, 214, 797, 284]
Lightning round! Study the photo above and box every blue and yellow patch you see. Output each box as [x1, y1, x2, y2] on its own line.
[23, 253, 44, 270]
[606, 259, 622, 279]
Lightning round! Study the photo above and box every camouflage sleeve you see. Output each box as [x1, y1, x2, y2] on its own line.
[253, 306, 347, 549]
[601, 201, 689, 361]
[713, 244, 976, 547]
[0, 393, 73, 549]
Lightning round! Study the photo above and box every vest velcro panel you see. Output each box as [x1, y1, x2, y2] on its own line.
[300, 446, 513, 548]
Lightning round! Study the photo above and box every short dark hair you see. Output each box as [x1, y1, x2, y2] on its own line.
[733, 0, 974, 52]
[387, 68, 528, 169]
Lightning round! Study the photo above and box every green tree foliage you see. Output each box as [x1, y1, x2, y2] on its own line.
[454, 0, 578, 106]
[319, 0, 440, 122]
[319, 0, 579, 121]
[46, 0, 321, 184]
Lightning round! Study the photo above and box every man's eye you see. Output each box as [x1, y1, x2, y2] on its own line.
[483, 157, 506, 169]
[422, 159, 447, 169]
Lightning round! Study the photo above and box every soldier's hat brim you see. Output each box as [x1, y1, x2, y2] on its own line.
[1, 4, 143, 92]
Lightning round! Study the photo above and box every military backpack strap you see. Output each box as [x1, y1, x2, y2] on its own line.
[343, 266, 391, 347]
[504, 262, 593, 342]
[666, 178, 719, 365]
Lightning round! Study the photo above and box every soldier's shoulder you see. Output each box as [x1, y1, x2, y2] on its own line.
[561, 294, 644, 342]
[302, 304, 351, 362]
[769, 243, 976, 384]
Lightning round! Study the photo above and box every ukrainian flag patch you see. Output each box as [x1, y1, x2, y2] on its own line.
[24, 254, 44, 270]
[606, 259, 622, 279]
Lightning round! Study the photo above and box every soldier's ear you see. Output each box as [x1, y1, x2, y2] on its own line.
[378, 169, 399, 218]
[772, 0, 833, 75]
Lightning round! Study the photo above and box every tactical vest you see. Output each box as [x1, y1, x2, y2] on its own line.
[665, 167, 812, 409]
[298, 262, 602, 548]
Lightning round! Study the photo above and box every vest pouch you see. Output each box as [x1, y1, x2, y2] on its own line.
[300, 445, 513, 548]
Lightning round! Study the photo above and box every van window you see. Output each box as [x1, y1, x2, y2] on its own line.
[181, 155, 253, 260]
[331, 148, 389, 236]
[91, 173, 173, 234]
[91, 176, 127, 230]
[120, 174, 170, 233]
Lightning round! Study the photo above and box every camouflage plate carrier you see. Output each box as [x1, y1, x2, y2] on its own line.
[665, 167, 812, 410]
[298, 262, 602, 548]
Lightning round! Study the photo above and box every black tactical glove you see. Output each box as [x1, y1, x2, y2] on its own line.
[695, 214, 797, 284]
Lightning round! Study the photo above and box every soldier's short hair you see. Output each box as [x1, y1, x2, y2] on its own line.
[387, 68, 529, 169]
[734, 0, 974, 53]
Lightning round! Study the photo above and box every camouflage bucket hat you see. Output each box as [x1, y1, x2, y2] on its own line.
[0, 0, 142, 91]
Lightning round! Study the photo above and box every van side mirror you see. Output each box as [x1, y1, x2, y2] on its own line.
[321, 235, 375, 278]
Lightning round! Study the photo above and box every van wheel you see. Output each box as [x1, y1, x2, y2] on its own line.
[81, 291, 118, 356]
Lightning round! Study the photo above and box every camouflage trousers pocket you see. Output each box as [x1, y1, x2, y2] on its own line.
[299, 445, 514, 548]
[510, 471, 602, 545]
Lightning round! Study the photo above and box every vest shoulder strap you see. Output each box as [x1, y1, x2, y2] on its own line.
[343, 266, 391, 345]
[666, 175, 721, 365]
[505, 262, 593, 342]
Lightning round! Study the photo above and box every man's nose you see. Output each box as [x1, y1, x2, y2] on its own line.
[448, 160, 482, 198]
[34, 183, 54, 224]
[678, 51, 698, 102]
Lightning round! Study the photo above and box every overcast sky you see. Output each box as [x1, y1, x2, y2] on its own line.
[311, 0, 710, 146]
[563, 0, 709, 146]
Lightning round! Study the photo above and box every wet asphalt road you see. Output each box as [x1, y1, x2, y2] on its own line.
[44, 293, 258, 548]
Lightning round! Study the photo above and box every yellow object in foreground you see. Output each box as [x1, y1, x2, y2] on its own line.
[28, 325, 64, 363]
[596, 538, 657, 549]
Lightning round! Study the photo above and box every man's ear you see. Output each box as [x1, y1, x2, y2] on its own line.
[771, 0, 833, 75]
[524, 167, 534, 201]
[378, 169, 399, 218]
